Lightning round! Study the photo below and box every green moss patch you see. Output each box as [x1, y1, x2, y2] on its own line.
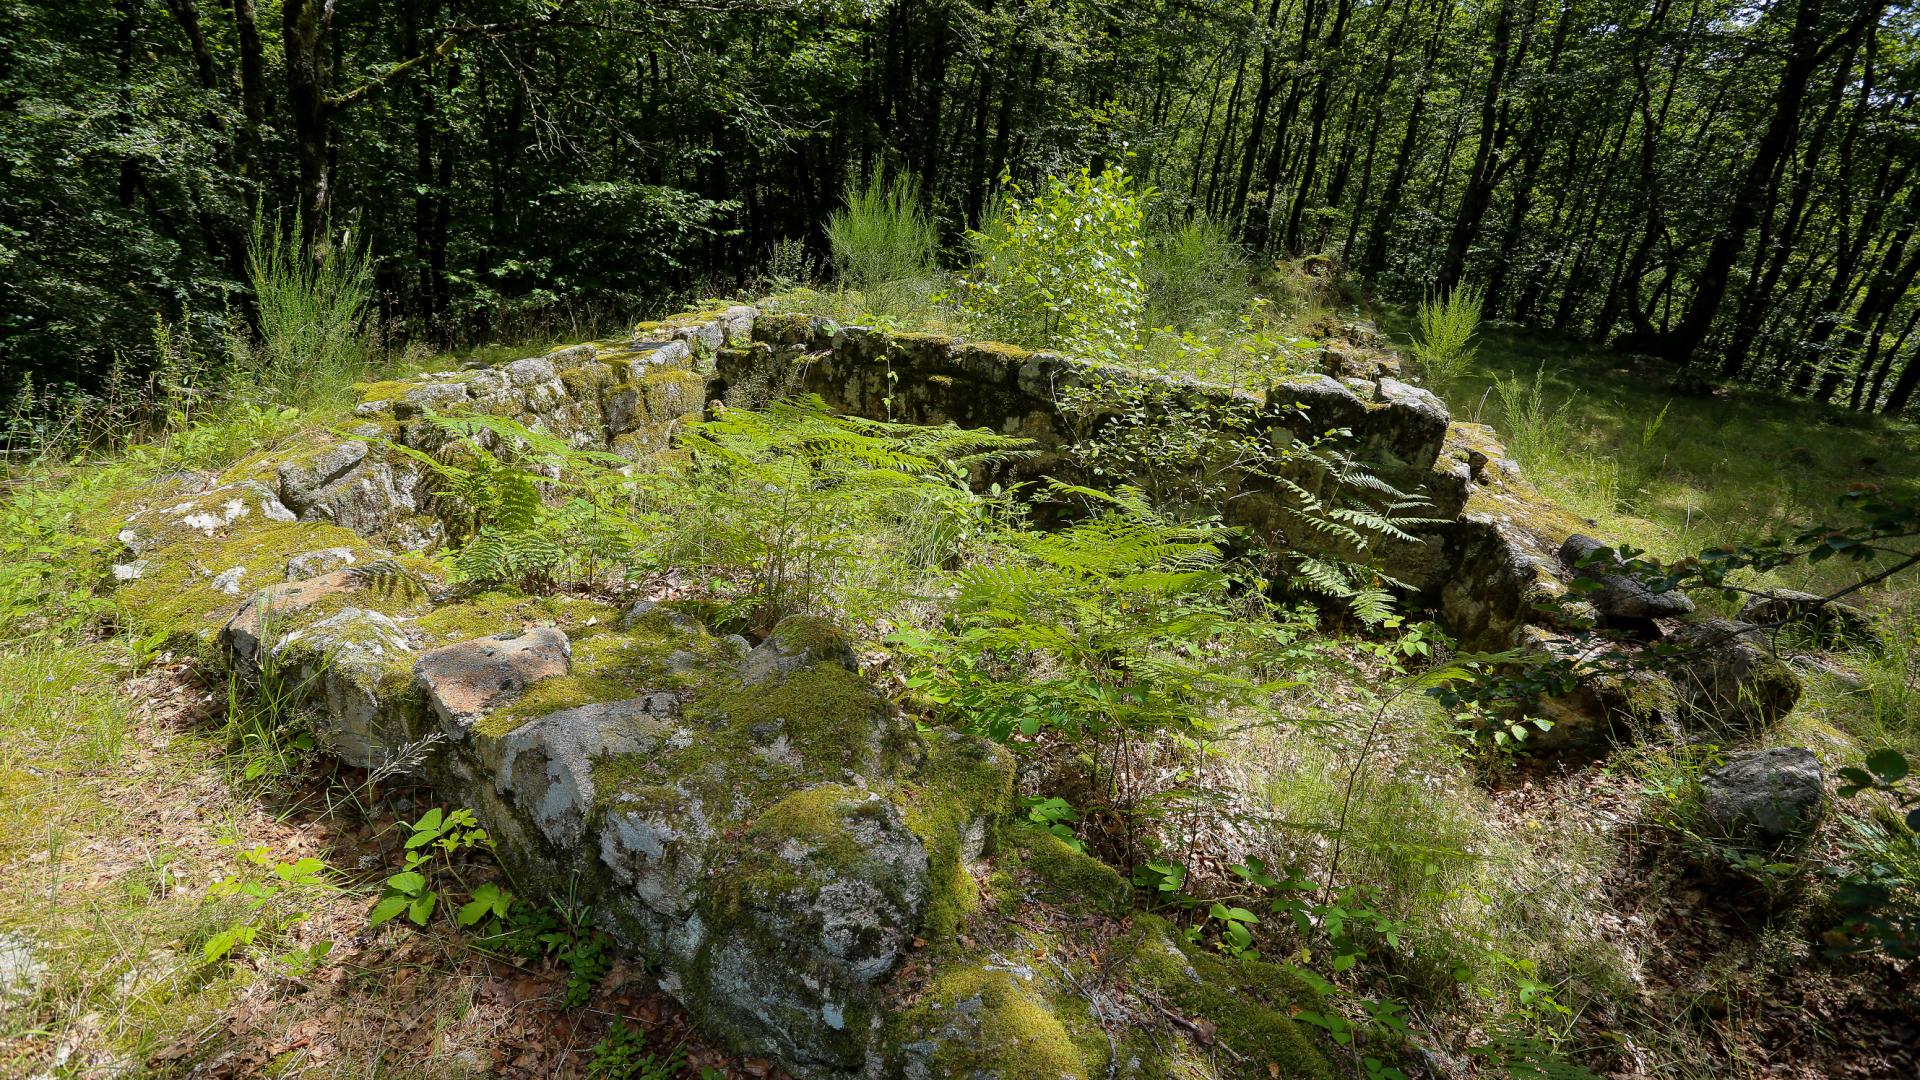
[900, 965, 1089, 1079]
[1006, 825, 1133, 918]
[410, 590, 621, 647]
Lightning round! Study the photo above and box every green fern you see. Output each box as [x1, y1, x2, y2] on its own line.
[643, 394, 1035, 630]
[361, 413, 647, 591]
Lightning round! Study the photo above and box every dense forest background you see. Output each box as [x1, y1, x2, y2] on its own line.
[5, 0, 1919, 413]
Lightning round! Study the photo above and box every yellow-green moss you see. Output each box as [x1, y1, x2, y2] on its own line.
[560, 362, 623, 397]
[899, 734, 1016, 941]
[905, 966, 1088, 1079]
[113, 519, 376, 653]
[1113, 915, 1334, 1079]
[965, 340, 1034, 360]
[410, 590, 621, 646]
[476, 620, 723, 736]
[1006, 825, 1133, 918]
[683, 664, 899, 776]
[353, 379, 421, 405]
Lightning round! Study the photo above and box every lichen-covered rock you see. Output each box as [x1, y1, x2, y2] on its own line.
[893, 965, 1086, 1079]
[887, 911, 1332, 1079]
[0, 931, 46, 1006]
[1373, 377, 1451, 471]
[742, 614, 859, 685]
[223, 569, 372, 665]
[117, 480, 296, 557]
[1558, 534, 1695, 622]
[1668, 619, 1802, 731]
[286, 546, 359, 579]
[493, 696, 678, 849]
[697, 784, 933, 1071]
[1700, 747, 1825, 849]
[277, 439, 371, 508]
[276, 438, 430, 541]
[1737, 589, 1881, 647]
[414, 628, 573, 736]
[274, 607, 418, 769]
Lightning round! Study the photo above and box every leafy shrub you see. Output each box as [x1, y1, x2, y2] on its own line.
[202, 843, 331, 966]
[825, 173, 938, 290]
[1411, 283, 1483, 386]
[764, 235, 818, 290]
[586, 1021, 684, 1079]
[495, 893, 614, 1007]
[1829, 748, 1920, 959]
[1057, 375, 1428, 623]
[369, 806, 494, 929]
[953, 166, 1149, 359]
[894, 483, 1318, 801]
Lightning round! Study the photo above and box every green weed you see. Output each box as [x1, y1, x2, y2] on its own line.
[1411, 283, 1484, 388]
[241, 214, 374, 405]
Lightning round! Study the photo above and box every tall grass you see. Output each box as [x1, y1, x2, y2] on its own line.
[1494, 367, 1622, 518]
[1412, 282, 1485, 386]
[243, 214, 373, 403]
[1143, 215, 1251, 330]
[824, 173, 938, 292]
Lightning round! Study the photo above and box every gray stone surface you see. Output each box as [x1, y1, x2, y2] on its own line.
[277, 440, 370, 507]
[222, 569, 368, 665]
[277, 440, 427, 539]
[414, 628, 572, 735]
[275, 607, 417, 769]
[1375, 376, 1451, 470]
[1669, 619, 1803, 731]
[1700, 747, 1825, 848]
[285, 546, 359, 579]
[0, 931, 45, 1006]
[1738, 589, 1881, 647]
[1558, 534, 1696, 621]
[493, 696, 679, 849]
[700, 784, 931, 1071]
[740, 615, 859, 686]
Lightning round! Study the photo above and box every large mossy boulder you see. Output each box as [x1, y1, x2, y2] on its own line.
[1699, 746, 1826, 851]
[1668, 619, 1803, 732]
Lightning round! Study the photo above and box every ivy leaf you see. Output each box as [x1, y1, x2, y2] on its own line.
[1865, 748, 1908, 783]
[408, 808, 445, 844]
[385, 870, 426, 896]
[408, 890, 437, 926]
[369, 894, 411, 926]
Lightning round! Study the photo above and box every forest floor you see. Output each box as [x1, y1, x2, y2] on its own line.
[3, 313, 1917, 1079]
[0, 640, 771, 1079]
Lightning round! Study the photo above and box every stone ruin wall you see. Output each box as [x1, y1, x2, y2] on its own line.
[93, 302, 1806, 1076]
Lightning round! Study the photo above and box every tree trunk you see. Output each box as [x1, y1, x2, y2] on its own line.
[284, 0, 334, 244]
[228, 0, 267, 201]
[1647, 0, 1873, 365]
[1436, 0, 1520, 292]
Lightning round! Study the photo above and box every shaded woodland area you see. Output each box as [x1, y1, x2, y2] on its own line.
[5, 0, 1919, 412]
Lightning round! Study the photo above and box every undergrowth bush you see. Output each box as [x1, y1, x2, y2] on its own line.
[642, 396, 1032, 631]
[1143, 215, 1252, 330]
[954, 167, 1149, 359]
[1411, 283, 1484, 387]
[242, 215, 374, 404]
[1493, 367, 1621, 517]
[824, 173, 940, 320]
